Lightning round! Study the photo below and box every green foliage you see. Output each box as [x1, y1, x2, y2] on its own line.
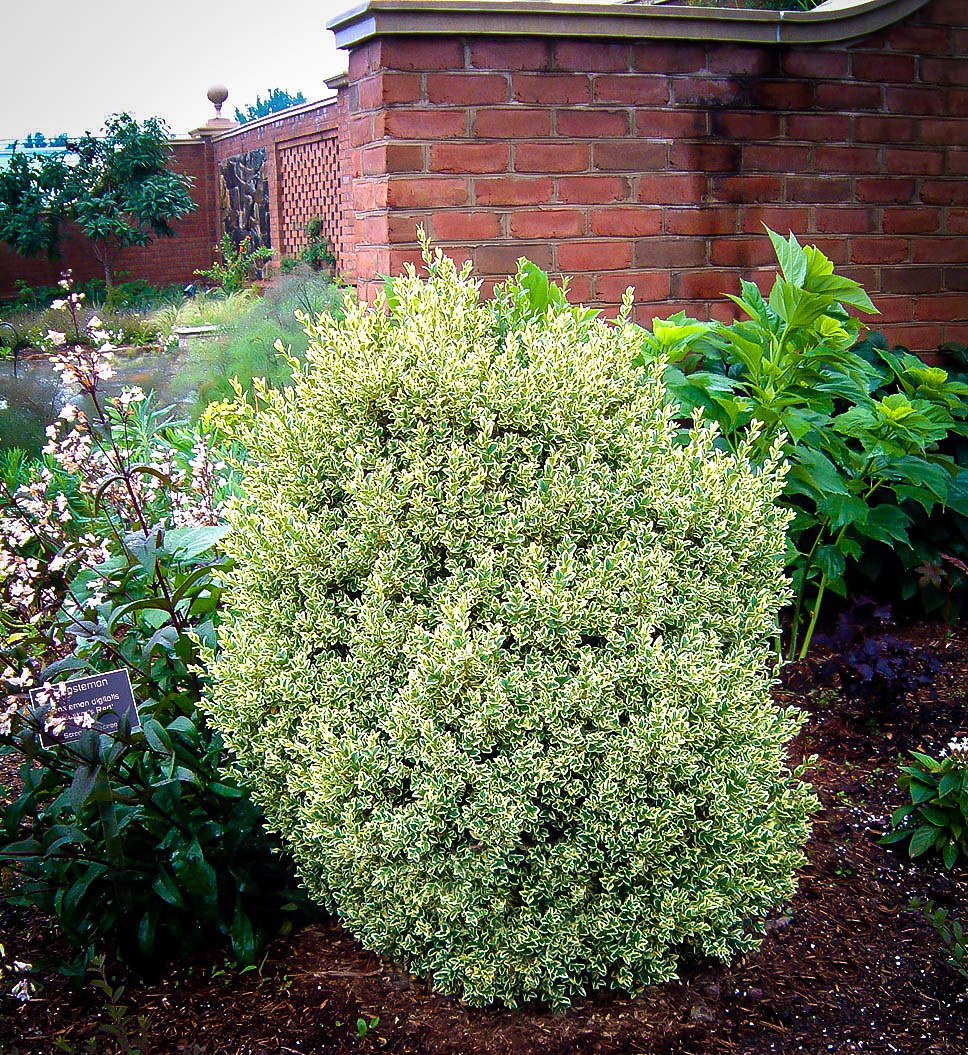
[203, 242, 815, 1009]
[195, 233, 273, 294]
[647, 229, 968, 658]
[880, 745, 968, 869]
[910, 898, 968, 985]
[0, 332, 308, 976]
[299, 218, 337, 273]
[0, 151, 68, 257]
[0, 115, 196, 288]
[234, 88, 307, 124]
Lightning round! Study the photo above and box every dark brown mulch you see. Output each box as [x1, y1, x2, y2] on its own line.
[1, 622, 966, 1055]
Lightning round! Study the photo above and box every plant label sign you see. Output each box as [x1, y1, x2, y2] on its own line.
[31, 669, 141, 747]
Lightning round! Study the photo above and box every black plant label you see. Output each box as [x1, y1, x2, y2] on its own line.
[32, 669, 141, 747]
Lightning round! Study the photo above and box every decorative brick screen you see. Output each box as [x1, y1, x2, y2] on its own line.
[276, 132, 343, 261]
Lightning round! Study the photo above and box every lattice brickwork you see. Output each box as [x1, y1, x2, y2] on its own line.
[277, 132, 342, 264]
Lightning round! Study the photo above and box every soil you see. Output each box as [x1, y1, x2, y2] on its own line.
[1, 621, 966, 1055]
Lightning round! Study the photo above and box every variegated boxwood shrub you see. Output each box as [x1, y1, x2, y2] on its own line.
[202, 245, 817, 1009]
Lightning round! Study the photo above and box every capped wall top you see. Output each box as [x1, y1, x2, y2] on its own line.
[328, 0, 931, 48]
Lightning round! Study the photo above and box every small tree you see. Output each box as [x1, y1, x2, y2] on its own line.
[0, 113, 195, 287]
[234, 88, 306, 124]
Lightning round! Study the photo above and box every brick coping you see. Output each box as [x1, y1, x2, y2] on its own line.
[329, 0, 930, 47]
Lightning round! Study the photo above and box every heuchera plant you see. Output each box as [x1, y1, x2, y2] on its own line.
[0, 274, 307, 977]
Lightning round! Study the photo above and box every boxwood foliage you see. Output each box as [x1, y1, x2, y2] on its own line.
[202, 246, 816, 1009]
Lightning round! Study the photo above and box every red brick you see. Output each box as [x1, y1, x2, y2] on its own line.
[742, 204, 809, 236]
[921, 180, 968, 205]
[348, 43, 377, 81]
[921, 58, 967, 86]
[476, 242, 553, 274]
[557, 109, 631, 137]
[913, 294, 968, 322]
[892, 25, 951, 51]
[711, 174, 782, 204]
[751, 80, 814, 109]
[912, 237, 967, 265]
[672, 78, 747, 108]
[948, 151, 968, 175]
[386, 177, 468, 208]
[558, 176, 630, 204]
[474, 107, 552, 138]
[946, 268, 968, 291]
[669, 206, 738, 235]
[881, 148, 944, 176]
[512, 74, 591, 105]
[386, 213, 421, 241]
[947, 209, 968, 234]
[357, 72, 422, 109]
[742, 143, 812, 172]
[589, 207, 662, 237]
[474, 176, 554, 206]
[430, 211, 502, 241]
[814, 145, 880, 174]
[670, 141, 741, 172]
[387, 247, 429, 272]
[362, 143, 424, 174]
[815, 82, 882, 110]
[855, 178, 917, 205]
[379, 38, 464, 71]
[851, 237, 911, 265]
[635, 237, 707, 269]
[815, 208, 875, 235]
[557, 240, 633, 272]
[710, 111, 781, 140]
[709, 238, 777, 268]
[920, 119, 968, 146]
[384, 109, 466, 139]
[851, 53, 918, 83]
[706, 44, 776, 77]
[881, 267, 943, 294]
[554, 41, 630, 72]
[868, 296, 913, 323]
[509, 209, 585, 239]
[639, 173, 708, 205]
[884, 324, 945, 351]
[636, 109, 708, 137]
[801, 236, 849, 265]
[515, 142, 589, 173]
[674, 270, 733, 300]
[594, 75, 670, 106]
[430, 142, 509, 174]
[784, 50, 849, 79]
[632, 43, 705, 74]
[426, 74, 508, 105]
[469, 40, 552, 72]
[886, 86, 947, 115]
[564, 274, 593, 302]
[855, 116, 917, 143]
[349, 115, 372, 148]
[785, 113, 851, 141]
[595, 140, 667, 172]
[597, 270, 671, 302]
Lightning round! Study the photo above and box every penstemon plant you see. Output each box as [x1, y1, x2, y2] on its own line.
[0, 274, 308, 977]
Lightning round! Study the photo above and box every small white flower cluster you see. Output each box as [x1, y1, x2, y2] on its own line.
[0, 942, 35, 1005]
[944, 736, 968, 764]
[169, 439, 227, 527]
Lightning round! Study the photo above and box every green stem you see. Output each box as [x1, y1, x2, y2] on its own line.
[798, 571, 828, 660]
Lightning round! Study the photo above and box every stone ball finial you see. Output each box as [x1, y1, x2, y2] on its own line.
[207, 84, 229, 117]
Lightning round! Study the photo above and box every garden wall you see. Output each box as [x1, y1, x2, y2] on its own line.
[0, 139, 218, 295]
[332, 0, 968, 351]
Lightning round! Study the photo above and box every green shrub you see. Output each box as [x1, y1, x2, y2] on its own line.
[202, 245, 816, 1009]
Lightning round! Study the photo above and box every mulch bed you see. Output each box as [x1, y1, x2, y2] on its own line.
[1, 622, 966, 1055]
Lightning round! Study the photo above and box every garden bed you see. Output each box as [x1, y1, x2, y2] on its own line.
[3, 620, 965, 1055]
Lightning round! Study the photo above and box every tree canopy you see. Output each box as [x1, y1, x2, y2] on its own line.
[234, 88, 306, 124]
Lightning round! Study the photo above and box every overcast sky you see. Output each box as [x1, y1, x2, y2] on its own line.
[0, 0, 353, 140]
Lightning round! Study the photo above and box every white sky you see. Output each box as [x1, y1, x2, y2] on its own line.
[0, 0, 353, 140]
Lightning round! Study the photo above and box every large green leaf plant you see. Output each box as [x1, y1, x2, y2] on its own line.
[641, 229, 968, 659]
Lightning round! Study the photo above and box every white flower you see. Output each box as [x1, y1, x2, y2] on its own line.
[46, 329, 66, 347]
[87, 315, 103, 330]
[50, 299, 67, 310]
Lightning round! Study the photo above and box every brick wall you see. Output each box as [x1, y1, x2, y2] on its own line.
[0, 139, 218, 296]
[342, 0, 968, 351]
